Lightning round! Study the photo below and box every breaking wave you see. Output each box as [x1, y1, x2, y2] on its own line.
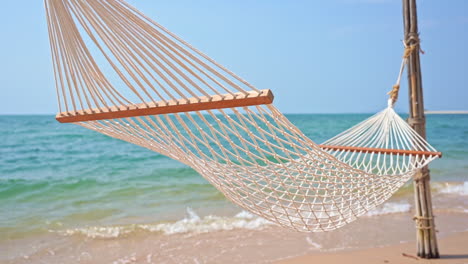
[365, 202, 411, 216]
[58, 208, 274, 238]
[436, 182, 468, 196]
[59, 202, 418, 239]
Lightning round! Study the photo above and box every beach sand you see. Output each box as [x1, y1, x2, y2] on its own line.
[278, 231, 468, 264]
[3, 209, 468, 263]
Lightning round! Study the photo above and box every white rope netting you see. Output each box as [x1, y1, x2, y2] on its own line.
[45, 0, 440, 232]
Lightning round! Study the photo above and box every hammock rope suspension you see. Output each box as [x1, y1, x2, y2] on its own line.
[45, 0, 441, 232]
[388, 39, 423, 106]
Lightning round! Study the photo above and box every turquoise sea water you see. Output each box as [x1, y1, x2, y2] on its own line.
[0, 114, 467, 240]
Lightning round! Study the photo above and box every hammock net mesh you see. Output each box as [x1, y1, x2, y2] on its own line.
[45, 0, 440, 232]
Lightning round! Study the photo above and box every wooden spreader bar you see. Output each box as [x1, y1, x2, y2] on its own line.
[319, 145, 442, 158]
[56, 89, 274, 123]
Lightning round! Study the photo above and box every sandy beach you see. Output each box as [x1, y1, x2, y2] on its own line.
[279, 231, 468, 264]
[3, 203, 468, 263]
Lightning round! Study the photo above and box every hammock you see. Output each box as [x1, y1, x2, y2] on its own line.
[44, 0, 441, 232]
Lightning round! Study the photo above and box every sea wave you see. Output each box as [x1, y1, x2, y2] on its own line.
[141, 208, 274, 235]
[58, 208, 274, 238]
[436, 182, 468, 196]
[365, 202, 411, 217]
[59, 202, 418, 239]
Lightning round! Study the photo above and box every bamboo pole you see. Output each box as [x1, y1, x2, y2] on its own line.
[402, 0, 440, 258]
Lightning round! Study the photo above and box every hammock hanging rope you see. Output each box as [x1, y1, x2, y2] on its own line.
[44, 0, 441, 232]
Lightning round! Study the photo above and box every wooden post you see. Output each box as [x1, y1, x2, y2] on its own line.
[402, 0, 440, 258]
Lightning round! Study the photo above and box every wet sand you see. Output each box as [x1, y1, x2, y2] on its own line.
[3, 210, 468, 263]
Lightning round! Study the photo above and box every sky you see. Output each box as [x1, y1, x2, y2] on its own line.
[0, 0, 467, 114]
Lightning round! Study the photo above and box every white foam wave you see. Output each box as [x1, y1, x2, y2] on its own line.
[59, 208, 273, 238]
[141, 208, 274, 235]
[365, 202, 411, 217]
[437, 182, 468, 196]
[59, 225, 134, 239]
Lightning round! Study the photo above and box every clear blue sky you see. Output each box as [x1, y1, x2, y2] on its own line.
[0, 0, 467, 114]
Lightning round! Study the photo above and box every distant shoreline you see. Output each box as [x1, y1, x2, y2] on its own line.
[425, 110, 468, 114]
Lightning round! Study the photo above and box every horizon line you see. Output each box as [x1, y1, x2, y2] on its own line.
[1, 111, 468, 116]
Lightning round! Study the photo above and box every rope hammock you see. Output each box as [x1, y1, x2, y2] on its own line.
[44, 0, 441, 232]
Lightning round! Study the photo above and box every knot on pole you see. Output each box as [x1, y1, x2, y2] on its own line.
[413, 215, 435, 230]
[413, 167, 431, 182]
[387, 37, 424, 107]
[405, 32, 420, 44]
[403, 44, 418, 58]
[404, 33, 425, 56]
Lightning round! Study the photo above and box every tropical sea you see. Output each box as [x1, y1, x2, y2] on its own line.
[1, 114, 467, 263]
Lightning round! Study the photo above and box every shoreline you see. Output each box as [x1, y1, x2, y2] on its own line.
[277, 231, 468, 264]
[3, 210, 468, 263]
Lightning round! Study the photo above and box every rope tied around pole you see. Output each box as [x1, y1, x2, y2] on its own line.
[413, 215, 435, 230]
[413, 167, 431, 182]
[403, 44, 418, 59]
[388, 37, 424, 107]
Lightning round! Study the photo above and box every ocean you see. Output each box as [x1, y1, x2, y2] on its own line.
[1, 114, 467, 263]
